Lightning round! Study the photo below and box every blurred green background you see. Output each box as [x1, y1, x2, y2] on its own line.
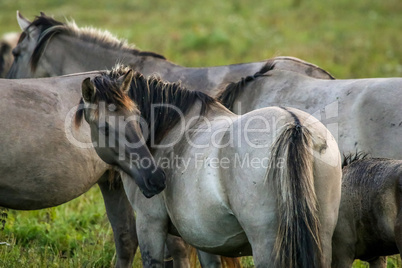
[1, 0, 402, 78]
[0, 0, 401, 267]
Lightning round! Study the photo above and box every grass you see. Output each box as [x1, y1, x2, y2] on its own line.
[0, 0, 402, 267]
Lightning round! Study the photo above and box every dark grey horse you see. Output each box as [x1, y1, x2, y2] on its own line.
[332, 153, 402, 267]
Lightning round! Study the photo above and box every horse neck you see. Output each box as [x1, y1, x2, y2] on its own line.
[44, 35, 269, 97]
[144, 61, 268, 97]
[270, 57, 334, 79]
[151, 99, 233, 155]
[41, 34, 159, 75]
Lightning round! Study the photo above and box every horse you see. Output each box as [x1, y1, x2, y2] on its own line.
[7, 12, 334, 91]
[75, 65, 342, 267]
[7, 11, 335, 267]
[332, 153, 402, 267]
[0, 73, 166, 268]
[217, 65, 402, 160]
[0, 32, 19, 77]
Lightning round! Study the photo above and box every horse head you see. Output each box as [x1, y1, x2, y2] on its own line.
[77, 68, 166, 198]
[7, 11, 51, 78]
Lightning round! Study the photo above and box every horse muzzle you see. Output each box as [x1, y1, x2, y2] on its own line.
[136, 166, 166, 198]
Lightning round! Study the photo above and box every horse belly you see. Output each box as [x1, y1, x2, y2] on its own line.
[164, 168, 249, 254]
[171, 207, 249, 255]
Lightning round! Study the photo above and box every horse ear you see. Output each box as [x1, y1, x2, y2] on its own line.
[16, 11, 31, 31]
[82, 77, 96, 102]
[117, 69, 134, 94]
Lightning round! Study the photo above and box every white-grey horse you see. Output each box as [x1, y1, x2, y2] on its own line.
[0, 74, 166, 267]
[76, 66, 342, 268]
[217, 65, 402, 160]
[332, 153, 402, 267]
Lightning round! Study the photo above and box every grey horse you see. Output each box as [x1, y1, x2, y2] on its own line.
[217, 64, 402, 160]
[332, 154, 402, 267]
[0, 73, 166, 267]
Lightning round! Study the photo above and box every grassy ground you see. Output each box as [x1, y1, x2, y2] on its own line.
[1, 0, 402, 267]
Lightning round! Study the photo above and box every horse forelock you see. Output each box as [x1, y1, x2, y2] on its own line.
[74, 98, 85, 129]
[28, 14, 166, 72]
[93, 65, 216, 146]
[216, 60, 275, 111]
[74, 70, 137, 129]
[30, 14, 64, 32]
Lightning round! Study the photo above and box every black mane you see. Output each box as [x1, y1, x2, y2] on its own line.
[76, 66, 217, 147]
[342, 152, 370, 169]
[216, 60, 275, 111]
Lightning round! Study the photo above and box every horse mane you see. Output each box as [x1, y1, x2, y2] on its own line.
[342, 152, 370, 168]
[216, 60, 276, 111]
[28, 13, 166, 71]
[216, 57, 335, 111]
[342, 153, 401, 192]
[75, 65, 217, 147]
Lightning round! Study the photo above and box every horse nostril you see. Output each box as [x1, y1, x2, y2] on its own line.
[157, 168, 166, 182]
[150, 168, 166, 191]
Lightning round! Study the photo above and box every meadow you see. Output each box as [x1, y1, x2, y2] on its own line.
[0, 0, 402, 267]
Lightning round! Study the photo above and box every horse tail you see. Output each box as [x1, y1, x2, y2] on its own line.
[268, 108, 322, 268]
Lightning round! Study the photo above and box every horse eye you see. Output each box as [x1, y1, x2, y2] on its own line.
[100, 124, 110, 136]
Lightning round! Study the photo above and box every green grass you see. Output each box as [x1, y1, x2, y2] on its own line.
[0, 187, 142, 267]
[1, 0, 402, 267]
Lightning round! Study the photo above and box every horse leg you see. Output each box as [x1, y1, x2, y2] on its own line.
[119, 172, 168, 268]
[331, 208, 356, 267]
[312, 153, 342, 267]
[165, 234, 190, 268]
[247, 236, 274, 268]
[330, 240, 355, 268]
[395, 189, 402, 260]
[197, 250, 222, 268]
[97, 171, 137, 268]
[136, 214, 168, 268]
[369, 256, 387, 268]
[165, 238, 221, 268]
[237, 220, 275, 268]
[163, 243, 174, 268]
